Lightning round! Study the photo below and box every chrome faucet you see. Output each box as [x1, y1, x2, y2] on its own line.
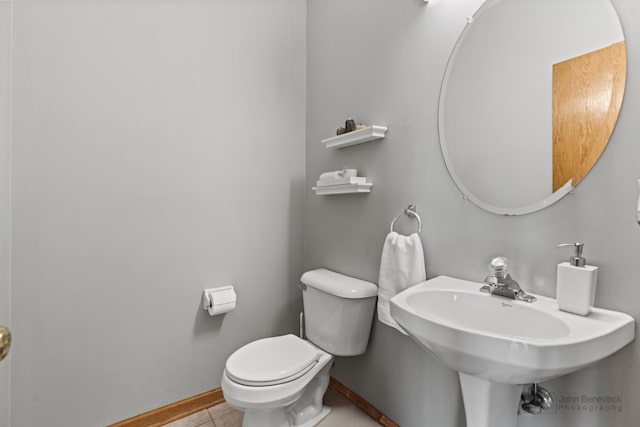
[480, 257, 536, 303]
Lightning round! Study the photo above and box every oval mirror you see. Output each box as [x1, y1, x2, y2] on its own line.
[439, 0, 626, 215]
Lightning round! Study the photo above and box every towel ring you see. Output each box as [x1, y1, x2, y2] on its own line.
[390, 204, 422, 234]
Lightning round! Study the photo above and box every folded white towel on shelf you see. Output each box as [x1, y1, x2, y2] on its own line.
[319, 171, 340, 180]
[377, 231, 426, 335]
[318, 169, 357, 180]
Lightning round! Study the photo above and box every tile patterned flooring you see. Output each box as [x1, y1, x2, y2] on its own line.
[161, 388, 381, 427]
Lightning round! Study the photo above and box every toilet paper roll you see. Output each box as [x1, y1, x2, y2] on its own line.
[203, 286, 237, 316]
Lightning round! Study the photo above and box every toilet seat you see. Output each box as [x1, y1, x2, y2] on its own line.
[225, 334, 321, 387]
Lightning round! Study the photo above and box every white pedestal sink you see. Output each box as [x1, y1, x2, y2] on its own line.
[390, 276, 635, 427]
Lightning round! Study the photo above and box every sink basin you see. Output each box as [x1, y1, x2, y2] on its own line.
[390, 276, 634, 384]
[390, 276, 635, 427]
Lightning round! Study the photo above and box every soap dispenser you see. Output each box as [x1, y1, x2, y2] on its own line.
[556, 243, 598, 316]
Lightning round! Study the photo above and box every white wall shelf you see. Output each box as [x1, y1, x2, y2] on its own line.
[312, 183, 373, 195]
[321, 125, 388, 149]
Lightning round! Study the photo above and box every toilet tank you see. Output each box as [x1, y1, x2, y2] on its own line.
[300, 268, 378, 356]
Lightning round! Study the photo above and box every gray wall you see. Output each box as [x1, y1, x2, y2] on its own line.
[0, 3, 12, 427]
[6, 0, 640, 426]
[9, 1, 306, 426]
[306, 0, 640, 426]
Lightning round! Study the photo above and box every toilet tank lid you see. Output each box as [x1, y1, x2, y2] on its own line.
[300, 268, 378, 299]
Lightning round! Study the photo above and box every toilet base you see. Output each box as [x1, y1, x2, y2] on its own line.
[293, 406, 330, 427]
[287, 361, 331, 426]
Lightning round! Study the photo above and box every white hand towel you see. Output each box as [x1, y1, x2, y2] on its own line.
[377, 231, 426, 335]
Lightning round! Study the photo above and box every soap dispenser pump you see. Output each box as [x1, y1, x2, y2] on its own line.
[556, 243, 598, 316]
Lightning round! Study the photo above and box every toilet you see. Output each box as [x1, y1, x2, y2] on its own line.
[221, 268, 378, 427]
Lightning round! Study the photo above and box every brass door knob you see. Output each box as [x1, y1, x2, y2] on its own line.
[0, 326, 11, 361]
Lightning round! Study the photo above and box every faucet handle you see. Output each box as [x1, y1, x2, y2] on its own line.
[488, 256, 509, 278]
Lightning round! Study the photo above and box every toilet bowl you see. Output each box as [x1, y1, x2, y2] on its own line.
[221, 269, 378, 427]
[222, 335, 333, 427]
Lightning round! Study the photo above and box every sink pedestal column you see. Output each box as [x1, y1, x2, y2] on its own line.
[458, 373, 522, 427]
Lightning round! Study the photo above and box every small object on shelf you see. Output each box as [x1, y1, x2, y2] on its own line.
[342, 168, 357, 177]
[336, 126, 346, 135]
[322, 125, 388, 149]
[345, 117, 357, 133]
[318, 168, 357, 180]
[312, 182, 373, 195]
[355, 124, 366, 131]
[316, 176, 367, 187]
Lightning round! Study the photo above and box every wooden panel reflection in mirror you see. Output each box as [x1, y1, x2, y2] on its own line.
[552, 41, 626, 192]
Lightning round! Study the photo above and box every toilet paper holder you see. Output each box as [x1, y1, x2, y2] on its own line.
[202, 286, 237, 316]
